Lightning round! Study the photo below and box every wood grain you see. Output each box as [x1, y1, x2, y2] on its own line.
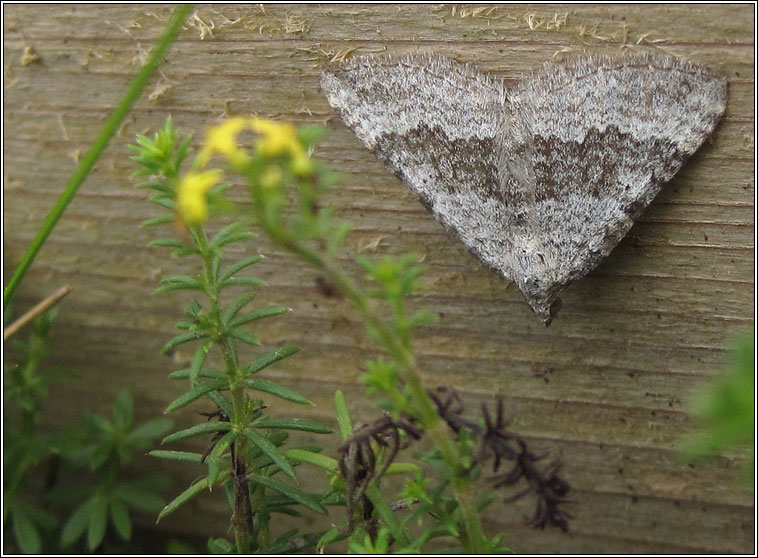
[3, 4, 754, 553]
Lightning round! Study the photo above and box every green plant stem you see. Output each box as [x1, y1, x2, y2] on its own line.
[3, 4, 193, 310]
[194, 226, 255, 554]
[268, 236, 486, 553]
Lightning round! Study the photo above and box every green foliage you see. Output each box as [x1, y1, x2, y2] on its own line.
[680, 333, 755, 479]
[4, 312, 172, 554]
[131, 115, 575, 554]
[131, 117, 335, 554]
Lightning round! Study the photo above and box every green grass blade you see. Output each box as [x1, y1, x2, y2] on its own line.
[3, 4, 194, 309]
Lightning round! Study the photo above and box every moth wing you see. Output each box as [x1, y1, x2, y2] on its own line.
[515, 55, 727, 288]
[322, 55, 523, 281]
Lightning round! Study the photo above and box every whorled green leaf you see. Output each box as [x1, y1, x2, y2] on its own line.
[218, 276, 265, 289]
[284, 449, 338, 472]
[158, 478, 209, 522]
[87, 495, 108, 551]
[207, 537, 235, 554]
[207, 431, 237, 485]
[161, 331, 209, 354]
[251, 417, 333, 434]
[161, 421, 230, 444]
[154, 275, 204, 293]
[113, 481, 166, 514]
[243, 345, 299, 376]
[221, 291, 256, 325]
[165, 378, 228, 412]
[109, 500, 132, 541]
[215, 231, 254, 248]
[334, 390, 353, 440]
[248, 474, 327, 515]
[230, 306, 287, 328]
[244, 378, 311, 405]
[149, 450, 204, 463]
[244, 429, 295, 478]
[125, 417, 173, 446]
[11, 507, 41, 554]
[60, 498, 95, 548]
[206, 390, 234, 418]
[225, 328, 259, 346]
[189, 340, 213, 385]
[150, 238, 184, 252]
[141, 214, 174, 227]
[168, 367, 223, 380]
[218, 255, 263, 284]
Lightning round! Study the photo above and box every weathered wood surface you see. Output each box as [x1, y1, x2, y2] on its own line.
[3, 4, 754, 553]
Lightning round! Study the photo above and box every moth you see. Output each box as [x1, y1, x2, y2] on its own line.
[321, 53, 727, 324]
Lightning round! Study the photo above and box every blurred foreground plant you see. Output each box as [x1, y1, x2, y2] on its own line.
[680, 333, 755, 482]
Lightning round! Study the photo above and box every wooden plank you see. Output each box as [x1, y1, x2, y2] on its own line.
[3, 4, 754, 554]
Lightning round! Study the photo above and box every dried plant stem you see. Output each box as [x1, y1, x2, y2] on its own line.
[3, 285, 71, 340]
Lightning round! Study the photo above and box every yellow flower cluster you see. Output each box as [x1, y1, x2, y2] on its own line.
[176, 169, 223, 225]
[177, 117, 312, 225]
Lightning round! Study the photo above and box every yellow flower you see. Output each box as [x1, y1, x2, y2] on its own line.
[260, 165, 283, 189]
[250, 118, 300, 157]
[196, 117, 249, 169]
[177, 169, 223, 225]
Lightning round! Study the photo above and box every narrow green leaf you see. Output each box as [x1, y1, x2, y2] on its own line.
[231, 306, 287, 327]
[151, 196, 176, 210]
[87, 495, 108, 551]
[219, 255, 263, 284]
[109, 500, 132, 541]
[244, 378, 311, 405]
[149, 450, 203, 463]
[126, 417, 173, 445]
[248, 474, 327, 515]
[141, 214, 174, 227]
[158, 479, 209, 522]
[189, 340, 213, 385]
[244, 429, 295, 478]
[154, 275, 204, 293]
[165, 378, 228, 412]
[112, 389, 133, 430]
[207, 431, 236, 485]
[161, 331, 209, 354]
[365, 484, 410, 546]
[334, 390, 353, 440]
[218, 276, 265, 289]
[252, 417, 333, 434]
[11, 508, 41, 554]
[222, 291, 256, 325]
[60, 498, 95, 548]
[161, 421, 230, 444]
[168, 367, 222, 380]
[384, 462, 421, 476]
[208, 537, 235, 554]
[284, 449, 338, 472]
[137, 180, 173, 194]
[206, 390, 234, 418]
[210, 222, 244, 245]
[226, 328, 259, 346]
[317, 527, 348, 551]
[243, 346, 299, 376]
[114, 482, 165, 513]
[215, 231, 254, 247]
[150, 238, 184, 249]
